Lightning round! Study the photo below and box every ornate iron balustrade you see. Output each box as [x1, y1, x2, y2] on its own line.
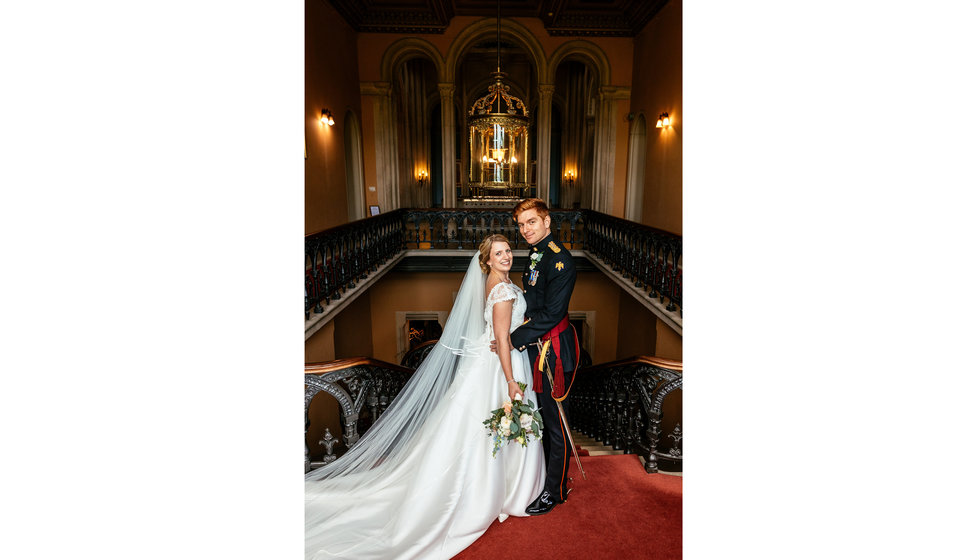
[305, 208, 681, 320]
[401, 208, 585, 250]
[567, 356, 682, 473]
[306, 352, 679, 474]
[399, 340, 438, 370]
[305, 358, 414, 473]
[305, 212, 404, 320]
[583, 211, 682, 315]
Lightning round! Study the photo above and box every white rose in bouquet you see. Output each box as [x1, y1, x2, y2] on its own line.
[501, 423, 511, 437]
[520, 413, 533, 430]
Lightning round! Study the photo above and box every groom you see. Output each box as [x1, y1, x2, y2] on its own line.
[507, 198, 579, 516]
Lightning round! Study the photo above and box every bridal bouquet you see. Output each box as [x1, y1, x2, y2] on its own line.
[483, 382, 544, 458]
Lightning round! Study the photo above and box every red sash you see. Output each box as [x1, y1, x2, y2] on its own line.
[532, 315, 580, 399]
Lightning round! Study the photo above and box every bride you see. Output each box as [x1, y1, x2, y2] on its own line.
[305, 234, 546, 559]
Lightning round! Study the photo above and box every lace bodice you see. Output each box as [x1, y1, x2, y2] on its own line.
[484, 281, 526, 339]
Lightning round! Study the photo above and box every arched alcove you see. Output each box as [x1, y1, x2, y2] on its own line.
[391, 57, 439, 208]
[546, 40, 612, 88]
[554, 59, 599, 210]
[380, 38, 446, 83]
[444, 18, 546, 86]
[625, 113, 647, 222]
[343, 110, 366, 220]
[446, 18, 545, 205]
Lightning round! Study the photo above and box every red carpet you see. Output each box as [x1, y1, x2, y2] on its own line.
[454, 454, 682, 559]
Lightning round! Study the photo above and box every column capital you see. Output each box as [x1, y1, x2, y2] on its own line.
[599, 85, 631, 101]
[537, 84, 555, 96]
[437, 82, 455, 97]
[360, 81, 392, 96]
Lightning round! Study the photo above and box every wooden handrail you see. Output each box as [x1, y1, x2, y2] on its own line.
[578, 355, 682, 373]
[305, 357, 414, 376]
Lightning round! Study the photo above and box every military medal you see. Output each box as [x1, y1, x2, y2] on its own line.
[529, 269, 540, 286]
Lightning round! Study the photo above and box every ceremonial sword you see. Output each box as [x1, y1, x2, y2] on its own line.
[536, 339, 586, 480]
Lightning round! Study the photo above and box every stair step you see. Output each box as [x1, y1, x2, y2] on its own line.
[570, 430, 622, 456]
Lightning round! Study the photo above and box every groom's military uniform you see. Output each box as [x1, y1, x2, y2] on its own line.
[510, 232, 578, 504]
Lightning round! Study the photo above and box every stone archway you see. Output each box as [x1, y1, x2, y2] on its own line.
[362, 39, 447, 211]
[446, 18, 550, 203]
[546, 40, 612, 88]
[548, 40, 624, 213]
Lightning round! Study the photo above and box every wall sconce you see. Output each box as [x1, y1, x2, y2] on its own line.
[417, 170, 429, 182]
[656, 112, 671, 128]
[320, 109, 335, 126]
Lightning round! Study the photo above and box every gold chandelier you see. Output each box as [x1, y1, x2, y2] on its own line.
[464, 1, 529, 200]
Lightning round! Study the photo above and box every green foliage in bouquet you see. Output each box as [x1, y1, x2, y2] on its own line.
[482, 382, 544, 457]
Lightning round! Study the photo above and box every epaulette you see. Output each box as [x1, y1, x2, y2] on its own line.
[548, 240, 561, 253]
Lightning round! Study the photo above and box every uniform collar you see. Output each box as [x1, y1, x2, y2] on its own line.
[531, 232, 554, 253]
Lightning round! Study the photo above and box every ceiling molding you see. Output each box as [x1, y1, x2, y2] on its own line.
[328, 0, 669, 37]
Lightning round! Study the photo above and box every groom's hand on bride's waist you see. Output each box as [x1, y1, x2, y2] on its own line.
[489, 336, 517, 354]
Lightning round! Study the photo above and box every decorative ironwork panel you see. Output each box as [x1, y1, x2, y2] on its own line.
[305, 210, 405, 319]
[566, 357, 682, 474]
[304, 361, 413, 473]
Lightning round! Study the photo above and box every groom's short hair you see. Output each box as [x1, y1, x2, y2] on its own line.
[512, 198, 549, 221]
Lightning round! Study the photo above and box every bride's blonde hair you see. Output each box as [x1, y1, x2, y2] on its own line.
[478, 234, 511, 274]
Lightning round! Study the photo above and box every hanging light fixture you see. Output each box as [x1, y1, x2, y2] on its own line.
[465, 0, 529, 200]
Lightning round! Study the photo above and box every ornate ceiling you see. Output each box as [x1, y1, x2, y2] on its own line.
[328, 0, 670, 37]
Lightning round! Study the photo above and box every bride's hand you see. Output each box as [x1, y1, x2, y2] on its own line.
[507, 382, 522, 401]
[489, 339, 498, 354]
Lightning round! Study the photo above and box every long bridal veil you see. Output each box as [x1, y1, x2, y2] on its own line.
[305, 252, 487, 496]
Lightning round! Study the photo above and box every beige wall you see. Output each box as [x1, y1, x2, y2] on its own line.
[369, 271, 467, 364]
[615, 289, 659, 358]
[305, 320, 336, 363]
[630, 0, 682, 234]
[567, 272, 621, 364]
[306, 0, 363, 233]
[334, 293, 375, 359]
[656, 318, 683, 361]
[360, 269, 624, 366]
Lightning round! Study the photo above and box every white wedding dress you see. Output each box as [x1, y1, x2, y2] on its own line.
[305, 254, 546, 560]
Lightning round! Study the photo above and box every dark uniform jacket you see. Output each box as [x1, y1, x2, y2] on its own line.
[510, 232, 576, 352]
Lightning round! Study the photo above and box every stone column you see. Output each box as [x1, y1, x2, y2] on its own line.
[535, 84, 554, 205]
[592, 86, 631, 213]
[438, 83, 457, 208]
[360, 81, 399, 212]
